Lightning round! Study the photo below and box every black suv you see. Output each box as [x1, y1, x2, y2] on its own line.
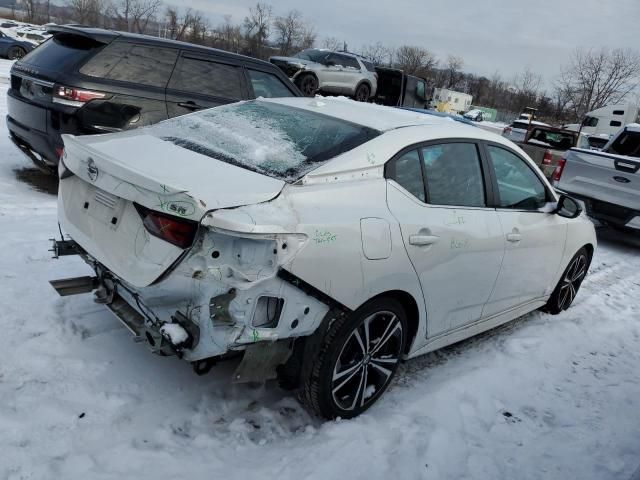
[7, 25, 302, 173]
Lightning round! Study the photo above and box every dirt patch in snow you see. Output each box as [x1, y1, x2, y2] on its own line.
[14, 167, 58, 195]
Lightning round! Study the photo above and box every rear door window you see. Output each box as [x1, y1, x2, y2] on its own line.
[247, 69, 294, 98]
[421, 143, 485, 207]
[80, 41, 178, 88]
[328, 53, 360, 69]
[21, 34, 102, 72]
[386, 149, 426, 202]
[168, 56, 244, 100]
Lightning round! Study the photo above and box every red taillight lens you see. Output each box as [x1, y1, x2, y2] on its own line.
[542, 150, 552, 165]
[55, 146, 64, 159]
[552, 158, 566, 182]
[135, 204, 198, 249]
[503, 126, 512, 134]
[53, 84, 106, 106]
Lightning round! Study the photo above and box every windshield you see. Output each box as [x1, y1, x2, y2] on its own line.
[148, 101, 380, 181]
[294, 49, 330, 64]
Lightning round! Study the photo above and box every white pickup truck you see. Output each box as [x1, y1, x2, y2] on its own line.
[554, 124, 640, 231]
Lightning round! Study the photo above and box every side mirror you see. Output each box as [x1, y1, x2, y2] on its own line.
[554, 194, 582, 219]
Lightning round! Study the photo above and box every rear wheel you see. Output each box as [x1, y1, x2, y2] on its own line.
[296, 74, 318, 97]
[298, 298, 407, 419]
[8, 46, 26, 60]
[354, 83, 370, 102]
[542, 247, 590, 314]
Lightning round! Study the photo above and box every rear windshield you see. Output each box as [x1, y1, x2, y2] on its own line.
[511, 121, 531, 130]
[148, 100, 380, 181]
[20, 34, 102, 71]
[527, 128, 576, 150]
[607, 130, 640, 157]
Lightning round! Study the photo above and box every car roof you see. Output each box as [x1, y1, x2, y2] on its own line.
[47, 25, 277, 69]
[264, 97, 457, 131]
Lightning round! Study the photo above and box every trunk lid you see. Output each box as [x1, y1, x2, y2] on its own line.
[59, 131, 285, 287]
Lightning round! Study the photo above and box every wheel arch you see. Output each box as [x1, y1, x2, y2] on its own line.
[357, 289, 420, 355]
[354, 79, 372, 97]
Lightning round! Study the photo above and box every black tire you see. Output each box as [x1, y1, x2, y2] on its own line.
[354, 83, 370, 102]
[542, 247, 590, 315]
[296, 74, 318, 97]
[298, 298, 407, 419]
[8, 46, 26, 60]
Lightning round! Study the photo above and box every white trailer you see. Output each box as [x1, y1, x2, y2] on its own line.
[431, 88, 472, 114]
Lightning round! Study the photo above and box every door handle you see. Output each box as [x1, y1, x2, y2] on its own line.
[506, 233, 522, 243]
[178, 101, 206, 110]
[409, 234, 439, 246]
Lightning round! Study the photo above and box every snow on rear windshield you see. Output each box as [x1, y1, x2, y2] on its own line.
[149, 100, 380, 181]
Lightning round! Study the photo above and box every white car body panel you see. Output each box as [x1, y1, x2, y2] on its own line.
[56, 97, 597, 365]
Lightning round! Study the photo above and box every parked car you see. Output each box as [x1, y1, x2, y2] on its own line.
[270, 49, 377, 101]
[15, 27, 51, 44]
[554, 123, 640, 231]
[0, 29, 34, 59]
[7, 25, 302, 174]
[50, 97, 596, 419]
[374, 66, 428, 108]
[502, 119, 551, 143]
[463, 109, 485, 122]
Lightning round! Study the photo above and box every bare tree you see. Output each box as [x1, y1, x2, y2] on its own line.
[23, 0, 39, 23]
[514, 67, 542, 96]
[442, 55, 464, 89]
[213, 15, 243, 53]
[243, 2, 272, 59]
[111, 0, 162, 33]
[273, 9, 302, 56]
[558, 47, 640, 119]
[164, 7, 194, 41]
[299, 24, 316, 50]
[394, 45, 437, 77]
[360, 42, 392, 66]
[322, 36, 342, 51]
[67, 0, 103, 26]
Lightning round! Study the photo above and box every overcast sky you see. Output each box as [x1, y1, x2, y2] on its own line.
[179, 0, 639, 88]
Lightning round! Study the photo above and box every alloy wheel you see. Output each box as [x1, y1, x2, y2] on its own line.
[331, 311, 403, 411]
[557, 253, 588, 310]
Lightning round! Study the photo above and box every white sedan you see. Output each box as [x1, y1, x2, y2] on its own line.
[52, 97, 596, 419]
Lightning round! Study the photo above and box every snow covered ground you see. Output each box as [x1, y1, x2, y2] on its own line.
[0, 59, 639, 480]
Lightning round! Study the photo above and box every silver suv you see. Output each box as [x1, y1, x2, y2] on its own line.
[270, 49, 377, 101]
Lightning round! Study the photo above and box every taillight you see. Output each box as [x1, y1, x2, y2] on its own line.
[552, 158, 566, 182]
[53, 84, 106, 107]
[135, 204, 198, 249]
[542, 150, 552, 165]
[503, 126, 512, 135]
[55, 146, 64, 159]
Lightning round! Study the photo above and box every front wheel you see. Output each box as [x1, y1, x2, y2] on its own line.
[8, 46, 26, 60]
[298, 298, 407, 419]
[354, 83, 370, 102]
[542, 247, 590, 314]
[296, 74, 318, 97]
